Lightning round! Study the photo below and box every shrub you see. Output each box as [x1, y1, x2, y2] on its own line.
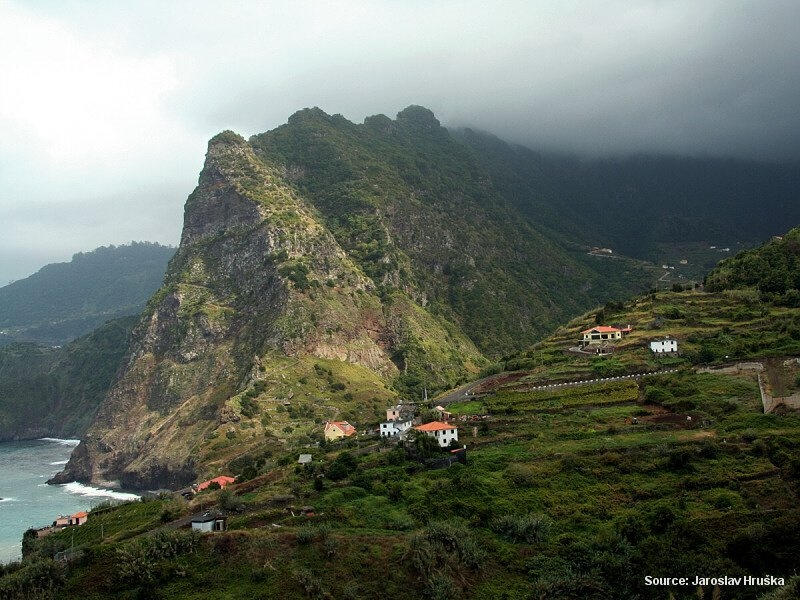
[490, 513, 552, 544]
[296, 528, 315, 545]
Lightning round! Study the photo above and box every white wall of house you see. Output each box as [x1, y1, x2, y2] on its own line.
[427, 427, 459, 448]
[380, 420, 412, 437]
[650, 339, 678, 353]
[192, 520, 215, 532]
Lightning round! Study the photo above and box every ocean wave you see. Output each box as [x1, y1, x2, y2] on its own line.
[61, 482, 139, 502]
[49, 460, 69, 466]
[39, 438, 81, 446]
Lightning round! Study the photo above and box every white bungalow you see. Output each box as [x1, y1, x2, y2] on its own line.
[650, 338, 678, 354]
[191, 512, 227, 532]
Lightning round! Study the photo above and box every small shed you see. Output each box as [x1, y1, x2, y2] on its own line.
[298, 454, 312, 465]
[53, 515, 70, 528]
[191, 512, 227, 532]
[69, 511, 88, 526]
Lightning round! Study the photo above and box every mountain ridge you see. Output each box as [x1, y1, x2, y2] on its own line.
[49, 105, 799, 490]
[0, 242, 174, 347]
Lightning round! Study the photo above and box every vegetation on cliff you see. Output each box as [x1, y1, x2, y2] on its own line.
[41, 106, 799, 497]
[0, 242, 174, 347]
[0, 317, 136, 441]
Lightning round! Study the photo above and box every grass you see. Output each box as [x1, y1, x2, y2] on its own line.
[17, 285, 800, 599]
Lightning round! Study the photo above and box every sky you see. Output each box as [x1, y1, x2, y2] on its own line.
[1, 0, 799, 285]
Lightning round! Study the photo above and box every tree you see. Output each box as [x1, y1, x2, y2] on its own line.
[407, 429, 440, 459]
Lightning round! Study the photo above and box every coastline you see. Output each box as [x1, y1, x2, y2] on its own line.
[0, 438, 139, 563]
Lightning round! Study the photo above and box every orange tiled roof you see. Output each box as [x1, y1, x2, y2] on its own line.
[325, 421, 356, 436]
[581, 326, 621, 334]
[415, 421, 457, 432]
[197, 475, 236, 491]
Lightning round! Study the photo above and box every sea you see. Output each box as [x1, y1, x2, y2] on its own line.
[0, 438, 139, 563]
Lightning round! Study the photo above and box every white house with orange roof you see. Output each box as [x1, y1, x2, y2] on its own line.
[414, 421, 459, 448]
[69, 511, 88, 526]
[324, 420, 357, 441]
[581, 326, 624, 345]
[196, 475, 236, 491]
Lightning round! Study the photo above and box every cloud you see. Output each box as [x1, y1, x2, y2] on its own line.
[1, 0, 799, 282]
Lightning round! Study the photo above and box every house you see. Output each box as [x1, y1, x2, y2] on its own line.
[69, 511, 88, 526]
[196, 475, 236, 491]
[434, 405, 453, 420]
[386, 404, 415, 422]
[53, 515, 70, 528]
[298, 454, 313, 465]
[52, 511, 88, 529]
[379, 419, 413, 438]
[324, 420, 357, 441]
[191, 512, 227, 532]
[650, 338, 678, 354]
[581, 326, 623, 345]
[414, 421, 459, 448]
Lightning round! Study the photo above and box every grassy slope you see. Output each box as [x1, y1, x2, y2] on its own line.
[13, 283, 800, 600]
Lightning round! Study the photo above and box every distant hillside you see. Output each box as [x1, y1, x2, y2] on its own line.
[0, 316, 136, 441]
[0, 242, 175, 346]
[455, 128, 800, 263]
[706, 226, 800, 302]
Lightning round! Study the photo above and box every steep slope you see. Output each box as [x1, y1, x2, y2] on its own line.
[0, 316, 136, 441]
[61, 106, 761, 490]
[454, 128, 800, 261]
[251, 106, 656, 357]
[0, 242, 174, 347]
[705, 225, 800, 300]
[52, 129, 484, 489]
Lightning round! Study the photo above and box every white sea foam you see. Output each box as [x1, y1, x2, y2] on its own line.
[0, 497, 13, 503]
[61, 482, 139, 502]
[39, 438, 80, 447]
[49, 460, 69, 466]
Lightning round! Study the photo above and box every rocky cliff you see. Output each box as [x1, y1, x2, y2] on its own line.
[51, 125, 485, 489]
[52, 107, 662, 490]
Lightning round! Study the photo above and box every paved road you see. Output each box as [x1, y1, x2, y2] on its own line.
[433, 376, 495, 406]
[435, 369, 678, 407]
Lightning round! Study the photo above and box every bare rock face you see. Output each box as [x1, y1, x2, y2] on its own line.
[53, 132, 400, 490]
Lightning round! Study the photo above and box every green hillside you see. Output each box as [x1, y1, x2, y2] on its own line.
[250, 106, 658, 358]
[0, 242, 174, 347]
[0, 317, 136, 441]
[455, 128, 800, 264]
[12, 231, 800, 599]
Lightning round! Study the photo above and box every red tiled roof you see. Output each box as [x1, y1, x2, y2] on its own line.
[325, 421, 356, 436]
[581, 326, 621, 334]
[415, 421, 457, 432]
[71, 511, 88, 519]
[197, 475, 236, 491]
